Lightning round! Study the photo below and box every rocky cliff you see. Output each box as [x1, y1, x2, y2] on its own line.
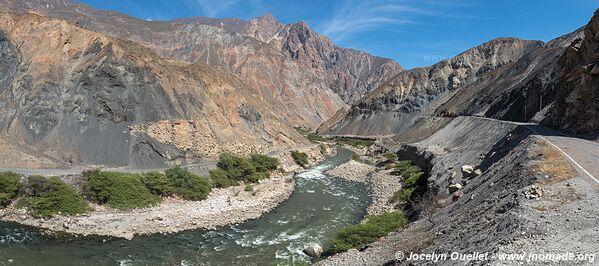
[0, 12, 311, 168]
[544, 10, 599, 134]
[319, 38, 542, 135]
[0, 0, 403, 168]
[320, 10, 599, 137]
[0, 0, 402, 107]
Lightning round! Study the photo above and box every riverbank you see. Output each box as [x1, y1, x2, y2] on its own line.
[0, 176, 295, 240]
[325, 159, 402, 217]
[0, 144, 336, 240]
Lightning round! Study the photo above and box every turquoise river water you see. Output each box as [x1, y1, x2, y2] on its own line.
[0, 148, 370, 265]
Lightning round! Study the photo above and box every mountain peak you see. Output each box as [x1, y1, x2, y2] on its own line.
[250, 12, 281, 26]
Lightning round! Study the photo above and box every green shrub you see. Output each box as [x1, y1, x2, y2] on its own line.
[389, 161, 427, 208]
[330, 211, 408, 253]
[210, 168, 237, 188]
[351, 154, 362, 162]
[290, 150, 309, 167]
[333, 137, 375, 148]
[244, 184, 253, 192]
[249, 154, 279, 173]
[141, 171, 175, 196]
[18, 176, 89, 218]
[210, 153, 279, 187]
[175, 175, 212, 200]
[83, 170, 159, 210]
[247, 171, 270, 183]
[165, 166, 212, 201]
[216, 153, 256, 181]
[382, 152, 398, 162]
[0, 172, 21, 207]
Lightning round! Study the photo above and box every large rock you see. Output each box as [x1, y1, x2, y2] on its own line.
[303, 243, 323, 258]
[461, 165, 475, 176]
[448, 183, 463, 194]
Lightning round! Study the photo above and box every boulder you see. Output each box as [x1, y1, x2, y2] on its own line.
[448, 183, 463, 193]
[473, 168, 483, 177]
[461, 165, 475, 176]
[303, 243, 323, 257]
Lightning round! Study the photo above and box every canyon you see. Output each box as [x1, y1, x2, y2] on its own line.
[0, 1, 598, 265]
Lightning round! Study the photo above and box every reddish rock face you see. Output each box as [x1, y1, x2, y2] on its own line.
[0, 0, 403, 168]
[0, 13, 310, 168]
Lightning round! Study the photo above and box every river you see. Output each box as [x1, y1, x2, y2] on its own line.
[0, 148, 370, 265]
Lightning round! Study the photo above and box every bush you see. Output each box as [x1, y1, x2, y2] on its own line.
[295, 127, 328, 143]
[319, 144, 327, 154]
[211, 153, 279, 186]
[0, 172, 20, 207]
[389, 161, 427, 208]
[351, 154, 362, 162]
[216, 153, 256, 181]
[17, 176, 89, 218]
[165, 166, 212, 201]
[330, 211, 408, 253]
[210, 168, 237, 188]
[244, 184, 253, 192]
[333, 137, 374, 148]
[141, 171, 175, 196]
[249, 154, 279, 173]
[290, 150, 309, 167]
[83, 170, 159, 210]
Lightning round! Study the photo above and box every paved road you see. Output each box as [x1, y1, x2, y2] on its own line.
[469, 116, 599, 186]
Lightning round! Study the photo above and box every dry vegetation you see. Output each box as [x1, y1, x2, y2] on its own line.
[530, 140, 584, 211]
[534, 141, 575, 185]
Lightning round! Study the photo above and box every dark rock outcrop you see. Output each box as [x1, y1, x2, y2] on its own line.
[544, 10, 599, 133]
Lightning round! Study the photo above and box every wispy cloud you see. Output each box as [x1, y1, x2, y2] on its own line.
[318, 0, 479, 42]
[320, 0, 424, 42]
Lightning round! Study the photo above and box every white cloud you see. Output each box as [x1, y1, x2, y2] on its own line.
[320, 0, 443, 42]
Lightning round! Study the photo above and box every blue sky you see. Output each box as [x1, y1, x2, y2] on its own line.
[79, 0, 596, 69]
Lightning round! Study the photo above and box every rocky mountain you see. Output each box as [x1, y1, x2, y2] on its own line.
[0, 0, 402, 106]
[178, 13, 403, 103]
[0, 12, 310, 169]
[320, 10, 599, 137]
[544, 10, 599, 134]
[318, 38, 543, 135]
[0, 0, 403, 169]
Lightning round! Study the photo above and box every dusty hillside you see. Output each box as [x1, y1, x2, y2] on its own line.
[0, 12, 311, 169]
[319, 38, 542, 135]
[432, 29, 584, 122]
[0, 0, 402, 113]
[321, 10, 599, 137]
[320, 116, 599, 265]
